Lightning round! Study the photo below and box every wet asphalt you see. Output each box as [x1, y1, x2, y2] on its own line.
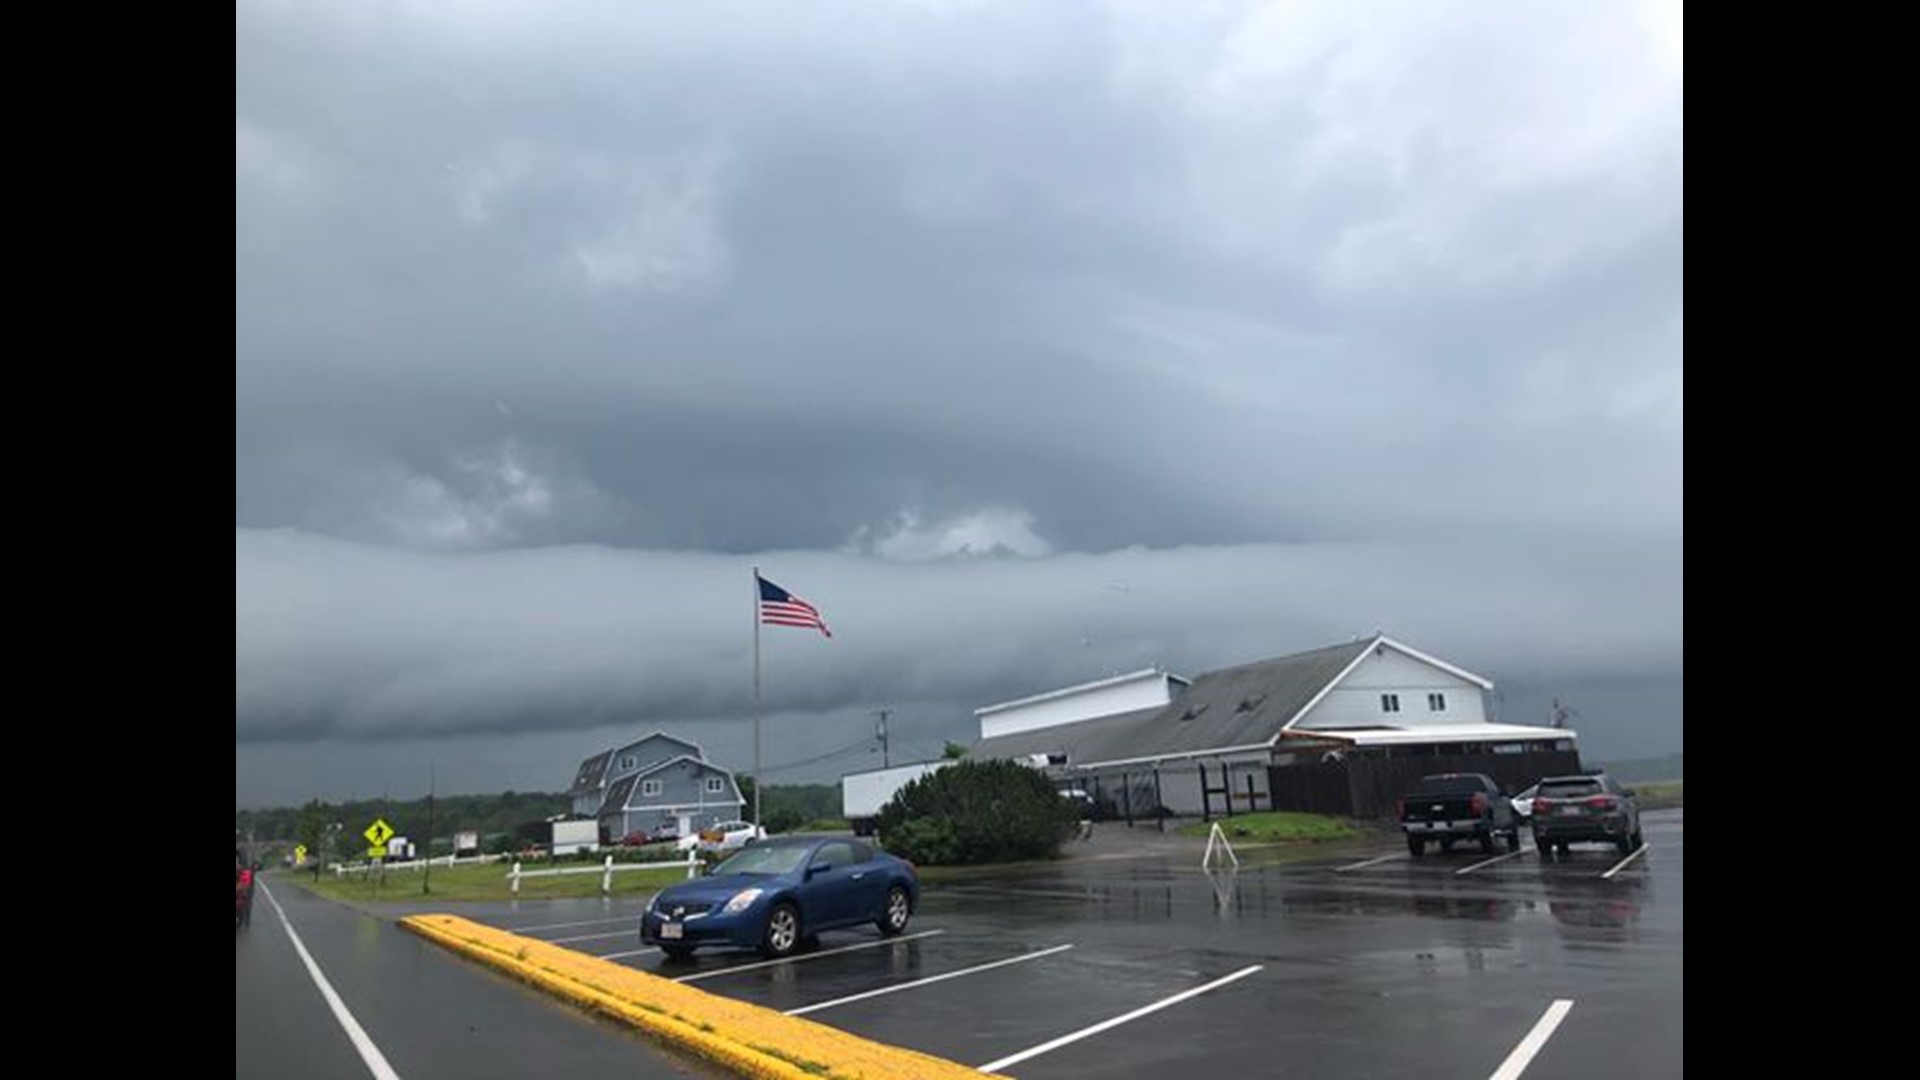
[240, 809, 1682, 1079]
[236, 879, 731, 1080]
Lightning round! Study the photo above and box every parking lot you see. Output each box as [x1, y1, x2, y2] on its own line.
[440, 809, 1680, 1079]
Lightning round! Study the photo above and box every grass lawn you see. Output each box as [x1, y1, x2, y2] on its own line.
[1177, 811, 1359, 843]
[285, 859, 698, 903]
[1633, 780, 1683, 810]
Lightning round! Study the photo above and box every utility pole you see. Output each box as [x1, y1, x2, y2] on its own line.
[873, 710, 891, 768]
[423, 763, 435, 896]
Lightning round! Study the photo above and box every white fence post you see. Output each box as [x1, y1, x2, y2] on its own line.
[602, 855, 614, 895]
[511, 860, 522, 894]
[686, 851, 700, 879]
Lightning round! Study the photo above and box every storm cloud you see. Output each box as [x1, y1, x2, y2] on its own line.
[236, 0, 1682, 806]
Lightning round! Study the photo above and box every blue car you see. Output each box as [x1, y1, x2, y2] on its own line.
[640, 835, 919, 959]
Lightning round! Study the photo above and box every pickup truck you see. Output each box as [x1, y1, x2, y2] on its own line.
[1396, 773, 1521, 856]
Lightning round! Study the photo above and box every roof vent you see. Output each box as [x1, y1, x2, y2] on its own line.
[1180, 702, 1210, 722]
[1235, 694, 1266, 714]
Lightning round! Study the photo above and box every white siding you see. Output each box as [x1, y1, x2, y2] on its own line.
[1295, 647, 1488, 730]
[977, 671, 1182, 740]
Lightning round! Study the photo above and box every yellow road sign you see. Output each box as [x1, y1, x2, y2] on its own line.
[364, 819, 395, 846]
[294, 844, 308, 865]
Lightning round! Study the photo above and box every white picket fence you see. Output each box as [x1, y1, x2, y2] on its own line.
[508, 852, 703, 894]
[329, 850, 702, 894]
[334, 853, 505, 876]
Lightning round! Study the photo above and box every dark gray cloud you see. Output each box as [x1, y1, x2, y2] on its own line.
[236, 0, 1682, 806]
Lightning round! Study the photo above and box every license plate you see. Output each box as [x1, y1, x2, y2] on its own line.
[660, 922, 683, 940]
[1557, 806, 1581, 816]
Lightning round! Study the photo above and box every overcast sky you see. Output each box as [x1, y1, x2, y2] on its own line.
[236, 0, 1683, 809]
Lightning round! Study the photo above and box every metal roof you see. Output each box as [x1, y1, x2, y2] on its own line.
[569, 750, 613, 795]
[968, 636, 1538, 770]
[597, 774, 637, 816]
[973, 638, 1375, 768]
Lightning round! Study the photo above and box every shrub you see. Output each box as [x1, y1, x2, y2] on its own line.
[763, 807, 806, 835]
[876, 759, 1079, 865]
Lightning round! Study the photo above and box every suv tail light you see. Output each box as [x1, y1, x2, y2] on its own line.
[1533, 798, 1553, 814]
[1469, 792, 1487, 816]
[1587, 796, 1615, 810]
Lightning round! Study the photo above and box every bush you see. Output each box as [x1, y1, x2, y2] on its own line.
[876, 759, 1079, 865]
[763, 807, 806, 834]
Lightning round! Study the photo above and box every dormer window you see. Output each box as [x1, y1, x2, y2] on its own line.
[620, 756, 635, 771]
[641, 779, 662, 797]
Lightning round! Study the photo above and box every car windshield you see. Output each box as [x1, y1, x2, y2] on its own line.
[1538, 779, 1604, 798]
[1411, 776, 1487, 796]
[712, 844, 810, 876]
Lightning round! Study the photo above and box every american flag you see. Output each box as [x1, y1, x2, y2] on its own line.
[758, 574, 832, 637]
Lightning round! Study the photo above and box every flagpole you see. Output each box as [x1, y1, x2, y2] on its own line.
[752, 565, 762, 829]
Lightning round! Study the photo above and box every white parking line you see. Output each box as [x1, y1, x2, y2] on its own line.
[507, 912, 650, 934]
[1489, 999, 1574, 1080]
[547, 928, 641, 945]
[976, 965, 1263, 1074]
[786, 945, 1074, 1017]
[1456, 850, 1525, 876]
[1601, 846, 1649, 880]
[258, 884, 403, 1080]
[596, 946, 660, 961]
[1335, 852, 1407, 872]
[673, 929, 946, 983]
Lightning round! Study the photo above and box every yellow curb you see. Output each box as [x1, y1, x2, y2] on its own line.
[400, 914, 1005, 1080]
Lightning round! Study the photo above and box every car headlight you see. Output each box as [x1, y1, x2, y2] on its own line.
[722, 888, 764, 915]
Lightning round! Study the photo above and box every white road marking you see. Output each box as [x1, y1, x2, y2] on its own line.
[1489, 999, 1575, 1080]
[507, 913, 649, 934]
[673, 930, 945, 982]
[547, 929, 642, 945]
[1456, 849, 1526, 876]
[1335, 852, 1408, 872]
[975, 965, 1264, 1074]
[786, 945, 1074, 1017]
[258, 883, 403, 1080]
[1601, 846, 1649, 880]
[596, 946, 660, 961]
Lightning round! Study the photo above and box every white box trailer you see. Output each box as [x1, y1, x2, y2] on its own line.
[842, 760, 955, 837]
[453, 830, 480, 857]
[551, 819, 599, 856]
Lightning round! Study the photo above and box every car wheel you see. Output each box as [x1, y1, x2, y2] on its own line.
[761, 903, 801, 959]
[1535, 838, 1552, 859]
[1632, 829, 1645, 849]
[1505, 831, 1520, 853]
[1616, 835, 1634, 855]
[661, 945, 695, 961]
[1556, 842, 1570, 857]
[1406, 835, 1426, 857]
[1439, 838, 1455, 854]
[1478, 831, 1497, 855]
[878, 885, 912, 936]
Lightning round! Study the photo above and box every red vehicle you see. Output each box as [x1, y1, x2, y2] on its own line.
[236, 853, 256, 928]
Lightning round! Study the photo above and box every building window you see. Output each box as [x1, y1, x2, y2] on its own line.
[620, 756, 635, 771]
[1427, 692, 1446, 712]
[705, 777, 724, 794]
[1381, 693, 1401, 713]
[640, 779, 662, 797]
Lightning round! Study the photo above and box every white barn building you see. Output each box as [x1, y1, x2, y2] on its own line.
[970, 634, 1579, 820]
